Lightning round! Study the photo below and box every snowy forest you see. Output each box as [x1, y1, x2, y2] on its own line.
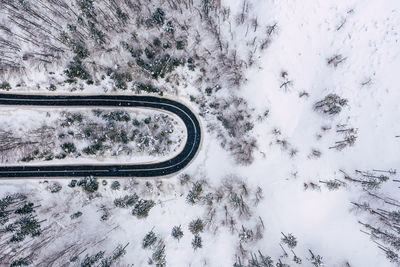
[1, 0, 400, 266]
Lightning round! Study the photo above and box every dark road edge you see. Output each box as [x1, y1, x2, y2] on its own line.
[0, 94, 201, 178]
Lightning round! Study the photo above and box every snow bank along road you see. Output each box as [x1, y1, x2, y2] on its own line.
[0, 94, 201, 178]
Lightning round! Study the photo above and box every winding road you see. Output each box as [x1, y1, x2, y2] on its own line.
[0, 94, 201, 178]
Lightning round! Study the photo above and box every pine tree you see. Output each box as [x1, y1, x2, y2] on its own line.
[239, 225, 253, 243]
[258, 251, 274, 267]
[81, 251, 105, 267]
[276, 259, 290, 267]
[152, 240, 166, 267]
[281, 232, 297, 249]
[191, 234, 202, 250]
[233, 256, 244, 267]
[143, 230, 157, 249]
[114, 194, 138, 208]
[15, 203, 34, 215]
[188, 219, 204, 235]
[77, 177, 99, 193]
[10, 258, 31, 267]
[309, 250, 323, 267]
[110, 181, 120, 190]
[171, 225, 184, 241]
[186, 182, 203, 204]
[132, 199, 155, 218]
[248, 253, 265, 267]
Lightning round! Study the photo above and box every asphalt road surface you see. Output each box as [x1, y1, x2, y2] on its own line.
[0, 94, 201, 178]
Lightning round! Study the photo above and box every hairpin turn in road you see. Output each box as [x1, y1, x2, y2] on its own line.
[0, 94, 201, 178]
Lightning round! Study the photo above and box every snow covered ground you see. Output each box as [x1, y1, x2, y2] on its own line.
[1, 0, 400, 266]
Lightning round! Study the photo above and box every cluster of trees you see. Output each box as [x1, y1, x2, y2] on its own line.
[0, 193, 43, 265]
[233, 230, 324, 266]
[114, 193, 155, 219]
[271, 127, 299, 159]
[179, 174, 329, 266]
[1, 0, 275, 90]
[0, 178, 135, 266]
[329, 126, 358, 150]
[314, 94, 348, 116]
[2, 108, 182, 164]
[142, 230, 166, 266]
[198, 96, 258, 164]
[182, 175, 265, 258]
[341, 168, 400, 263]
[0, 0, 274, 165]
[61, 109, 181, 159]
[0, 194, 42, 243]
[70, 243, 129, 267]
[0, 126, 55, 164]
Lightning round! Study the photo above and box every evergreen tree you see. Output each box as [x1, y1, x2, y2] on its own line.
[191, 234, 202, 250]
[258, 251, 274, 267]
[143, 230, 157, 249]
[81, 251, 105, 267]
[10, 258, 31, 267]
[132, 199, 155, 218]
[114, 194, 138, 208]
[77, 177, 99, 193]
[188, 219, 204, 235]
[110, 181, 121, 190]
[239, 225, 253, 243]
[171, 225, 184, 241]
[276, 259, 290, 267]
[15, 203, 34, 215]
[314, 94, 347, 115]
[69, 179, 77, 188]
[281, 233, 297, 249]
[309, 250, 323, 267]
[152, 240, 166, 267]
[186, 182, 203, 204]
